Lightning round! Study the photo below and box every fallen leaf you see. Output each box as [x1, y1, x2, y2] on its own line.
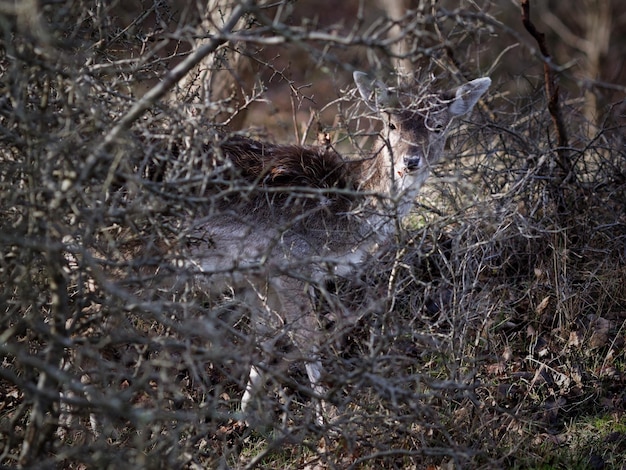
[588, 315, 611, 348]
[486, 362, 506, 375]
[503, 345, 513, 361]
[567, 331, 583, 348]
[536, 296, 550, 315]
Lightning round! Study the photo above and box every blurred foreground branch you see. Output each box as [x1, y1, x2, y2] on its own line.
[98, 0, 253, 186]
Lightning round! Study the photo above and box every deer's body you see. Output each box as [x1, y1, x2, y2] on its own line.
[182, 72, 490, 425]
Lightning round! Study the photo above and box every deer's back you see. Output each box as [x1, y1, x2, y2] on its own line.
[222, 137, 353, 189]
[183, 137, 385, 280]
[207, 137, 370, 230]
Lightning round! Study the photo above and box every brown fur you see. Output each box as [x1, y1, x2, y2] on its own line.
[207, 136, 371, 228]
[221, 137, 356, 191]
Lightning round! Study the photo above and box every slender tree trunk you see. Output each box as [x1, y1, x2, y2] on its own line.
[583, 0, 611, 133]
[168, 0, 255, 129]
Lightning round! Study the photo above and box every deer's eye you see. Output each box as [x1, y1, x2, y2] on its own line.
[431, 123, 445, 133]
[389, 122, 397, 131]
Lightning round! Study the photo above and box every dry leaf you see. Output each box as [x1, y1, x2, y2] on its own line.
[588, 315, 611, 348]
[503, 345, 513, 361]
[486, 362, 506, 375]
[568, 330, 583, 348]
[536, 296, 550, 315]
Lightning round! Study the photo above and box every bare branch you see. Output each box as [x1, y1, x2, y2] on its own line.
[521, 0, 570, 177]
[97, 0, 254, 191]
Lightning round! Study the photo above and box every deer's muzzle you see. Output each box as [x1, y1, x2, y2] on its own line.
[404, 155, 421, 172]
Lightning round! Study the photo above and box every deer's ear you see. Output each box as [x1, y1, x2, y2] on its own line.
[448, 77, 491, 116]
[353, 71, 390, 111]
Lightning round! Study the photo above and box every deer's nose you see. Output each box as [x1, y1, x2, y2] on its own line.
[404, 155, 421, 172]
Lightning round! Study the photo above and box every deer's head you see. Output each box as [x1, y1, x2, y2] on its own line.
[354, 71, 491, 197]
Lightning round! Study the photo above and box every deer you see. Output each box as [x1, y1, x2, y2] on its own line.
[178, 70, 491, 427]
